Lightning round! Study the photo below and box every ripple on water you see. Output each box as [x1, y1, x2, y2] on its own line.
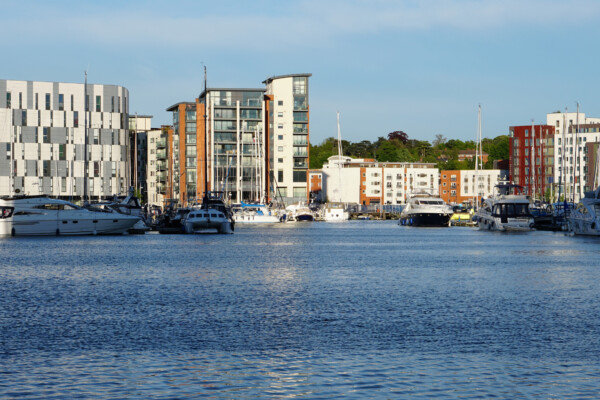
[1, 224, 600, 398]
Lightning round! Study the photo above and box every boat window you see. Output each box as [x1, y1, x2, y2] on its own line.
[0, 207, 14, 218]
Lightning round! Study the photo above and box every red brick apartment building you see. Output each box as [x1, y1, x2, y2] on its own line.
[509, 124, 555, 198]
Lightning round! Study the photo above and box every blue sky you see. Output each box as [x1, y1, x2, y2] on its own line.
[3, 0, 600, 144]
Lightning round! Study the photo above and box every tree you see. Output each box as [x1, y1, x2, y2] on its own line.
[387, 131, 409, 144]
[433, 134, 447, 147]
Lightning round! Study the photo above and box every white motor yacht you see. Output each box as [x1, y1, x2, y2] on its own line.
[88, 188, 149, 233]
[475, 182, 533, 231]
[321, 202, 349, 222]
[567, 187, 600, 235]
[399, 192, 453, 227]
[231, 202, 283, 223]
[285, 202, 316, 222]
[182, 192, 234, 234]
[0, 196, 141, 236]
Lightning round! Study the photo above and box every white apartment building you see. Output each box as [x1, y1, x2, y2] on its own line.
[264, 74, 311, 203]
[0, 79, 130, 200]
[547, 111, 600, 201]
[322, 156, 439, 205]
[146, 128, 167, 207]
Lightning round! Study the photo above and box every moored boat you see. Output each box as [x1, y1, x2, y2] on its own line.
[0, 196, 140, 236]
[399, 192, 453, 227]
[475, 182, 533, 232]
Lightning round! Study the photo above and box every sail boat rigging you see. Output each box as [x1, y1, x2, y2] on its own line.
[321, 112, 349, 221]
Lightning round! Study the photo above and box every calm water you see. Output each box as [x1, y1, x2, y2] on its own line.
[1, 222, 600, 398]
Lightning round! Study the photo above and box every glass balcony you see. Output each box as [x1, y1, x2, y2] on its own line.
[156, 138, 167, 148]
[293, 146, 308, 157]
[294, 159, 308, 168]
[293, 135, 308, 145]
[156, 149, 167, 159]
[156, 160, 167, 170]
[157, 183, 166, 194]
[157, 171, 167, 182]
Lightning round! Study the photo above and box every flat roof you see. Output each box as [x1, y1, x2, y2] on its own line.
[198, 87, 265, 99]
[128, 114, 153, 118]
[263, 73, 312, 85]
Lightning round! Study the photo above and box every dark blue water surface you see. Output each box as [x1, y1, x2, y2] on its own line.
[1, 222, 600, 398]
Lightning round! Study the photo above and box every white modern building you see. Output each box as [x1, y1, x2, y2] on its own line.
[322, 155, 439, 205]
[264, 74, 311, 203]
[547, 111, 600, 201]
[0, 79, 130, 200]
[146, 127, 168, 207]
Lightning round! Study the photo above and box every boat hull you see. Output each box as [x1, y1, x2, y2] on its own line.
[476, 215, 533, 232]
[399, 213, 451, 227]
[0, 215, 140, 236]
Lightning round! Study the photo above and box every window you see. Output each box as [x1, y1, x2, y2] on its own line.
[278, 146, 283, 152]
[278, 158, 283, 163]
[277, 170, 284, 183]
[278, 123, 283, 129]
[70, 94, 74, 111]
[43, 160, 51, 177]
[59, 144, 66, 160]
[293, 77, 307, 94]
[111, 96, 115, 112]
[6, 92, 11, 108]
[74, 111, 79, 127]
[293, 170, 307, 183]
[278, 112, 283, 118]
[35, 93, 38, 110]
[43, 127, 50, 143]
[19, 92, 22, 109]
[45, 93, 50, 110]
[293, 187, 306, 198]
[278, 100, 283, 106]
[61, 177, 67, 192]
[58, 94, 64, 111]
[96, 96, 101, 112]
[94, 162, 100, 177]
[278, 135, 283, 140]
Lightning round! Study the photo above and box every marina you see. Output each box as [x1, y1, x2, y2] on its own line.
[1, 222, 600, 398]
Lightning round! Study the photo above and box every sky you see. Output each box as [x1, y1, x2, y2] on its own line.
[3, 0, 600, 145]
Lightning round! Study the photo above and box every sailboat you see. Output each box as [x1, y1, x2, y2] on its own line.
[322, 112, 349, 221]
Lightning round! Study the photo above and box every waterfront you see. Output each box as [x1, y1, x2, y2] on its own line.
[1, 222, 600, 398]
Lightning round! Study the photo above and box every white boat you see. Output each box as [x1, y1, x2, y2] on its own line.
[475, 182, 533, 231]
[182, 192, 234, 234]
[231, 202, 284, 223]
[321, 113, 350, 222]
[398, 191, 453, 227]
[0, 196, 141, 236]
[567, 187, 600, 235]
[321, 202, 349, 222]
[88, 187, 150, 233]
[285, 202, 316, 222]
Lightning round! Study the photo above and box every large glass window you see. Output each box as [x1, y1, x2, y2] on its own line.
[186, 145, 196, 156]
[293, 123, 308, 134]
[293, 96, 307, 110]
[214, 120, 236, 130]
[241, 109, 260, 119]
[186, 133, 196, 144]
[215, 109, 235, 119]
[185, 111, 196, 121]
[45, 93, 51, 110]
[58, 94, 64, 111]
[293, 135, 308, 145]
[96, 96, 101, 112]
[293, 77, 307, 95]
[215, 132, 236, 142]
[185, 121, 196, 133]
[293, 187, 306, 198]
[293, 170, 307, 182]
[6, 92, 10, 108]
[293, 112, 308, 122]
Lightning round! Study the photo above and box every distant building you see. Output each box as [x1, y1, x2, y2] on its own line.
[0, 79, 130, 199]
[129, 114, 152, 201]
[322, 156, 439, 205]
[509, 124, 555, 200]
[165, 73, 311, 206]
[547, 111, 600, 201]
[458, 149, 489, 163]
[146, 125, 170, 207]
[439, 169, 505, 205]
[308, 169, 323, 202]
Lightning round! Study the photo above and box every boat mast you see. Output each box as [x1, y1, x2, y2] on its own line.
[531, 119, 535, 201]
[474, 105, 480, 210]
[337, 111, 343, 203]
[203, 66, 208, 208]
[571, 102, 579, 204]
[83, 71, 88, 204]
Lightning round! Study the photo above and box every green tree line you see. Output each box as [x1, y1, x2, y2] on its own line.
[309, 131, 509, 170]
